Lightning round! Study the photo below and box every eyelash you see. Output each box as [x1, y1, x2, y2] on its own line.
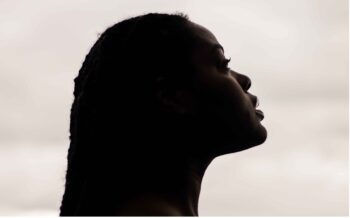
[218, 58, 231, 72]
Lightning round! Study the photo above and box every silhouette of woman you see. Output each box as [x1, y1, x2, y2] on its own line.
[60, 13, 267, 216]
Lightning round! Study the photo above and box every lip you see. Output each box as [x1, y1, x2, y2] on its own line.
[255, 109, 264, 120]
[248, 93, 260, 108]
[250, 95, 258, 107]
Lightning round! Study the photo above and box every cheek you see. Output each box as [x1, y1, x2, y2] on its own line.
[212, 77, 250, 117]
[193, 74, 267, 154]
[196, 75, 251, 125]
[196, 71, 242, 102]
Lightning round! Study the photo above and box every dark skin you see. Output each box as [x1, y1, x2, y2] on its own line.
[116, 21, 267, 216]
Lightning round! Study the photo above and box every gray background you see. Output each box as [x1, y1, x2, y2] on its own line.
[0, 0, 348, 215]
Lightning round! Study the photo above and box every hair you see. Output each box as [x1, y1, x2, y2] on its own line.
[60, 13, 200, 216]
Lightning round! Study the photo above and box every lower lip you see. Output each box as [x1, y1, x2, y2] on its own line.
[255, 109, 264, 120]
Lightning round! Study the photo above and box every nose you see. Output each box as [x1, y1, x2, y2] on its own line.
[231, 71, 251, 92]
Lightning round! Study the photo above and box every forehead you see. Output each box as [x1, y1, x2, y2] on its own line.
[188, 22, 219, 45]
[186, 22, 224, 69]
[186, 22, 225, 66]
[187, 22, 222, 53]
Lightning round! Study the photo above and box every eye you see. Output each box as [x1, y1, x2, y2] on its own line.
[217, 57, 231, 73]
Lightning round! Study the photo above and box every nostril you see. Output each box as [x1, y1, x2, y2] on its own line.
[235, 72, 252, 91]
[253, 96, 258, 107]
[245, 78, 251, 91]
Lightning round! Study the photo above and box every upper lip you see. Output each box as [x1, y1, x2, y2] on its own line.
[249, 94, 259, 108]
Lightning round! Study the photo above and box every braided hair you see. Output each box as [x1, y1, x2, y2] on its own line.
[60, 13, 197, 216]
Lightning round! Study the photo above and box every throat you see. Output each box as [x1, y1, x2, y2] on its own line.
[149, 157, 211, 216]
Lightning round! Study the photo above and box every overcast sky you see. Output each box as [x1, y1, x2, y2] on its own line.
[0, 0, 348, 215]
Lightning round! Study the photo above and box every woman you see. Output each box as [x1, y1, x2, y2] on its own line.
[60, 13, 267, 216]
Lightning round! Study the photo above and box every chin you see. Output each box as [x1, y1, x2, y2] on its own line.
[213, 124, 267, 156]
[248, 123, 268, 146]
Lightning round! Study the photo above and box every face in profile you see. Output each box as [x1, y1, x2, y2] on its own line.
[183, 22, 267, 156]
[60, 14, 268, 216]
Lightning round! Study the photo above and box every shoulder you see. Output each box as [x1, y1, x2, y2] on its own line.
[117, 195, 183, 216]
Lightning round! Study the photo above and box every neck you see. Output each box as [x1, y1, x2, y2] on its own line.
[141, 154, 214, 216]
[180, 157, 212, 216]
[113, 125, 216, 216]
[113, 151, 214, 216]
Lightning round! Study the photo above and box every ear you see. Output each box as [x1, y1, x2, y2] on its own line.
[156, 87, 195, 115]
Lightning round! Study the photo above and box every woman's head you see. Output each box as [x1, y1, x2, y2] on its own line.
[73, 13, 197, 151]
[61, 12, 267, 215]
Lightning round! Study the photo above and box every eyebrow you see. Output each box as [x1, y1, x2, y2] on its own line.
[211, 43, 224, 53]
